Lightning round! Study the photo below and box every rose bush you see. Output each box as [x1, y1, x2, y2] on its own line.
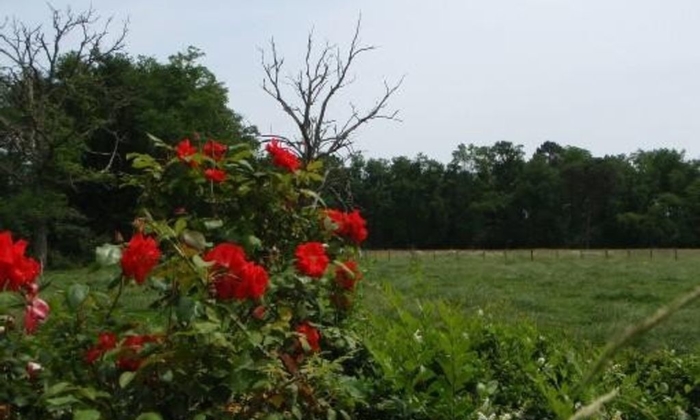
[0, 135, 369, 419]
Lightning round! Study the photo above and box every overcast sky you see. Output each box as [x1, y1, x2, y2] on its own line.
[4, 0, 700, 162]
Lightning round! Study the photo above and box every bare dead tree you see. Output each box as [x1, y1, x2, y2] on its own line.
[0, 5, 128, 264]
[260, 17, 403, 164]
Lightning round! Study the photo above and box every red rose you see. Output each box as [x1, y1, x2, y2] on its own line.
[122, 334, 146, 349]
[325, 209, 345, 229]
[203, 139, 227, 161]
[0, 231, 41, 291]
[294, 242, 329, 278]
[98, 332, 118, 350]
[212, 271, 248, 300]
[265, 140, 300, 172]
[205, 243, 269, 301]
[204, 243, 246, 271]
[211, 262, 269, 301]
[116, 356, 142, 372]
[241, 262, 269, 299]
[85, 347, 103, 365]
[84, 331, 118, 364]
[175, 138, 198, 166]
[343, 210, 368, 244]
[323, 209, 368, 245]
[204, 168, 226, 183]
[116, 334, 161, 371]
[295, 322, 321, 353]
[120, 233, 161, 284]
[335, 260, 362, 291]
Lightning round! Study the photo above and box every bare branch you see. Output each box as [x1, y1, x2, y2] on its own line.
[259, 14, 401, 163]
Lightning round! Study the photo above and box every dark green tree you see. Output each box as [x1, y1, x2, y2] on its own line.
[0, 6, 128, 264]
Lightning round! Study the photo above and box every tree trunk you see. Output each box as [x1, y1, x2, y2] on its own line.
[33, 222, 48, 269]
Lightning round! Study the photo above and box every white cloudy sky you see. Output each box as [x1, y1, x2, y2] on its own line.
[3, 0, 700, 161]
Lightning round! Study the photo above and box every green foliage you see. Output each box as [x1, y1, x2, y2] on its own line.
[342, 142, 700, 249]
[1, 135, 365, 418]
[357, 286, 582, 419]
[357, 285, 700, 420]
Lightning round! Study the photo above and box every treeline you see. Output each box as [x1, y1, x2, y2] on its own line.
[338, 141, 700, 249]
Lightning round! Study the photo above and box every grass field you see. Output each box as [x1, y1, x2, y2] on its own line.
[361, 248, 700, 352]
[41, 248, 700, 353]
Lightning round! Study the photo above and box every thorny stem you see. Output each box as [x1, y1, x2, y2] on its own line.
[105, 275, 125, 321]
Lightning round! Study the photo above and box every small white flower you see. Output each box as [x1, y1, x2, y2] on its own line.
[413, 329, 423, 343]
[26, 361, 42, 378]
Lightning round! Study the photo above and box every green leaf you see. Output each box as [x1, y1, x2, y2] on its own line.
[235, 159, 254, 172]
[146, 133, 170, 149]
[173, 218, 188, 235]
[95, 243, 122, 267]
[192, 321, 219, 334]
[119, 371, 136, 388]
[180, 229, 207, 251]
[45, 395, 80, 406]
[326, 408, 338, 420]
[192, 254, 213, 269]
[176, 297, 197, 323]
[203, 219, 223, 230]
[160, 369, 174, 383]
[135, 413, 163, 420]
[77, 387, 109, 401]
[246, 235, 262, 250]
[44, 382, 73, 397]
[128, 153, 161, 171]
[0, 291, 23, 310]
[73, 409, 101, 420]
[306, 159, 323, 172]
[66, 284, 90, 311]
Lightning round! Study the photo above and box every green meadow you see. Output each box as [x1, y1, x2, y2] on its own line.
[361, 248, 700, 352]
[43, 248, 700, 352]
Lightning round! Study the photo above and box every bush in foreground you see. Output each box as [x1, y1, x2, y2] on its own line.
[1, 136, 369, 419]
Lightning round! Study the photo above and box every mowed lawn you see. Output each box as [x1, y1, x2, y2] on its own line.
[362, 248, 700, 352]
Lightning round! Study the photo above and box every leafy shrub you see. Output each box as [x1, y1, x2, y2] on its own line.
[359, 284, 700, 420]
[1, 135, 370, 419]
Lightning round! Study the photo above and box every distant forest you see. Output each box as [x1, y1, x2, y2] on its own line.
[335, 141, 700, 250]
